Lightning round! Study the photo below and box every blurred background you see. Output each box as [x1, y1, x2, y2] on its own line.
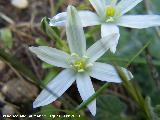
[0, 0, 160, 120]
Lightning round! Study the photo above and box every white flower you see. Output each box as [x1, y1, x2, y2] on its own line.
[49, 0, 160, 53]
[29, 6, 133, 116]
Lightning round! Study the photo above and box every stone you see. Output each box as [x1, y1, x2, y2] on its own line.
[11, 0, 29, 9]
[2, 79, 38, 103]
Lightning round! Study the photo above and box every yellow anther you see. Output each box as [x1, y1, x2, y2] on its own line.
[73, 60, 86, 72]
[69, 54, 92, 72]
[105, 6, 116, 17]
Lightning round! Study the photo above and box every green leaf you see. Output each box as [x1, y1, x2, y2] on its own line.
[41, 17, 61, 41]
[96, 95, 128, 120]
[154, 105, 160, 118]
[99, 55, 160, 66]
[40, 17, 69, 53]
[54, 0, 66, 13]
[55, 40, 70, 53]
[40, 105, 59, 120]
[150, 89, 160, 105]
[42, 62, 54, 69]
[43, 68, 60, 85]
[35, 38, 49, 46]
[0, 28, 13, 49]
[144, 97, 160, 120]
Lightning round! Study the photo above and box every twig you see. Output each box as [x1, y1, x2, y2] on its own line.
[14, 22, 40, 28]
[145, 48, 160, 88]
[10, 27, 35, 41]
[0, 12, 15, 25]
[49, 0, 55, 16]
[24, 45, 42, 80]
[3, 59, 24, 81]
[144, 0, 160, 88]
[29, 6, 37, 32]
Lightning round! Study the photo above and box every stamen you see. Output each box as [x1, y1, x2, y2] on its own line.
[71, 53, 79, 57]
[86, 63, 93, 68]
[73, 60, 85, 72]
[78, 69, 85, 72]
[68, 54, 93, 72]
[83, 55, 89, 59]
[106, 17, 114, 22]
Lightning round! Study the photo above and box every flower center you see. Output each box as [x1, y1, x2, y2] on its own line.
[68, 53, 93, 72]
[73, 59, 86, 72]
[105, 6, 116, 17]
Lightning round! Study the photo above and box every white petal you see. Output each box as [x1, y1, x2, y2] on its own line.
[101, 24, 120, 53]
[76, 73, 96, 116]
[87, 33, 119, 62]
[49, 12, 66, 26]
[105, 0, 117, 6]
[50, 11, 100, 27]
[78, 11, 101, 27]
[117, 0, 143, 15]
[117, 15, 160, 28]
[90, 62, 133, 83]
[89, 0, 106, 20]
[66, 6, 86, 56]
[33, 69, 76, 108]
[29, 46, 70, 68]
[105, 0, 111, 5]
[110, 0, 118, 5]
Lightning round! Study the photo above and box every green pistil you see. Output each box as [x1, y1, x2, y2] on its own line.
[105, 6, 116, 17]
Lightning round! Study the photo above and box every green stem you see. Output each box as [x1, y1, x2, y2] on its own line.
[75, 83, 110, 111]
[126, 41, 151, 67]
[99, 57, 160, 66]
[115, 66, 152, 120]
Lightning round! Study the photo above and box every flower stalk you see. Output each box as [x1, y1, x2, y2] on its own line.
[115, 65, 156, 120]
[75, 83, 110, 112]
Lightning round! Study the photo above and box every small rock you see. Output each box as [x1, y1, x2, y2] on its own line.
[2, 79, 38, 103]
[0, 60, 5, 71]
[2, 104, 17, 115]
[0, 92, 5, 102]
[52, 100, 62, 108]
[11, 0, 29, 9]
